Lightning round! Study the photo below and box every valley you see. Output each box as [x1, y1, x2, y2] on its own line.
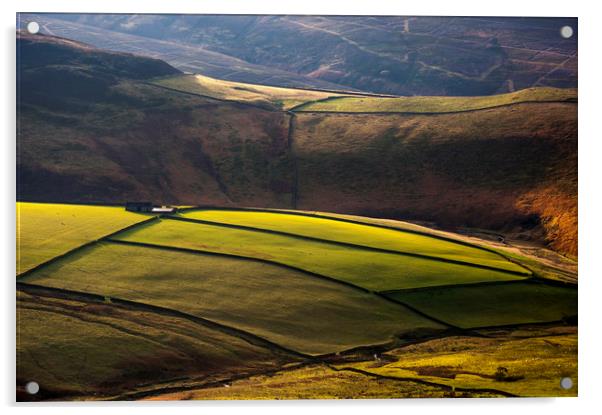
[15, 22, 578, 401]
[17, 32, 577, 256]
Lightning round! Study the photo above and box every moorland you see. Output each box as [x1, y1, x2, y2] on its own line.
[16, 21, 578, 400]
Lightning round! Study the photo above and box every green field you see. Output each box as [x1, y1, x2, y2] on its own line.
[297, 210, 576, 283]
[16, 26, 579, 400]
[113, 219, 526, 291]
[17, 290, 288, 398]
[338, 329, 577, 397]
[384, 281, 577, 328]
[181, 209, 528, 274]
[17, 202, 577, 399]
[294, 87, 577, 113]
[147, 364, 465, 400]
[153, 74, 350, 110]
[16, 202, 148, 274]
[22, 242, 445, 355]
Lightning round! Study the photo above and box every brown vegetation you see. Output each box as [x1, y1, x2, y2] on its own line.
[293, 103, 577, 256]
[17, 35, 577, 256]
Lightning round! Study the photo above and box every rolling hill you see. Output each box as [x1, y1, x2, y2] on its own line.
[16, 202, 577, 399]
[20, 14, 577, 96]
[17, 32, 577, 257]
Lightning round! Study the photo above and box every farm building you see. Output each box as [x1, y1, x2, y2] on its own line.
[125, 202, 177, 214]
[125, 202, 153, 212]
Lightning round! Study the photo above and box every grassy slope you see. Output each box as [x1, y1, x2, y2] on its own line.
[16, 202, 148, 274]
[339, 329, 577, 397]
[17, 291, 289, 400]
[153, 74, 349, 110]
[19, 80, 293, 207]
[294, 102, 577, 257]
[302, 210, 577, 283]
[22, 242, 444, 355]
[296, 87, 577, 113]
[18, 32, 577, 257]
[181, 209, 528, 274]
[146, 364, 466, 400]
[385, 281, 577, 328]
[114, 219, 525, 291]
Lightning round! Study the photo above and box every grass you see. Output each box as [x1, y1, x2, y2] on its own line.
[145, 364, 478, 400]
[384, 281, 577, 328]
[16, 203, 577, 399]
[16, 202, 148, 274]
[22, 242, 445, 355]
[113, 219, 527, 291]
[181, 209, 528, 274]
[298, 210, 576, 284]
[295, 87, 577, 113]
[153, 74, 350, 110]
[292, 102, 577, 258]
[17, 290, 286, 399]
[338, 329, 577, 397]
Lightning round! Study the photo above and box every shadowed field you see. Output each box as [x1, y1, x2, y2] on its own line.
[384, 281, 577, 328]
[21, 241, 445, 355]
[16, 290, 294, 400]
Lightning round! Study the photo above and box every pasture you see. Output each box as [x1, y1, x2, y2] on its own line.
[17, 290, 286, 399]
[181, 209, 528, 274]
[340, 328, 577, 397]
[294, 87, 577, 113]
[146, 364, 468, 400]
[16, 202, 148, 274]
[153, 74, 350, 110]
[16, 202, 577, 399]
[384, 281, 577, 328]
[22, 242, 445, 355]
[112, 219, 527, 291]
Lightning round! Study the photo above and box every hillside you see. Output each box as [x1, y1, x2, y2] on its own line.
[152, 74, 357, 110]
[17, 203, 577, 399]
[17, 34, 577, 257]
[21, 14, 577, 96]
[294, 87, 577, 113]
[17, 32, 180, 107]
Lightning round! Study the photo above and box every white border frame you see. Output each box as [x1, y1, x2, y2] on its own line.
[3, 1, 601, 414]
